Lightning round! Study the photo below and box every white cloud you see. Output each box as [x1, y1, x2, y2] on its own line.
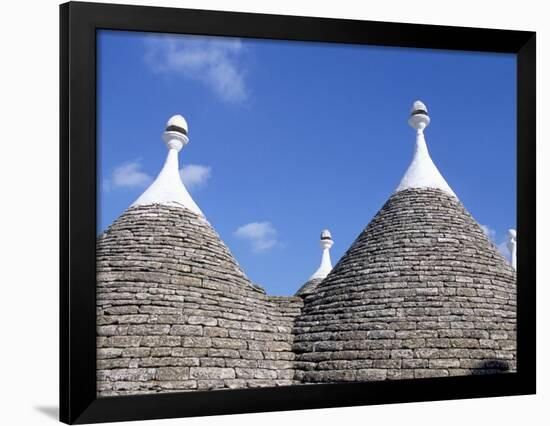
[234, 222, 278, 253]
[104, 160, 152, 191]
[179, 164, 212, 190]
[481, 224, 511, 261]
[144, 35, 248, 103]
[480, 224, 496, 242]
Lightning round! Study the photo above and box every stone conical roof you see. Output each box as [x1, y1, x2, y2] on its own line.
[96, 115, 303, 396]
[292, 102, 516, 382]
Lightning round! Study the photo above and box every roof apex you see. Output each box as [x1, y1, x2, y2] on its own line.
[396, 101, 456, 197]
[131, 115, 203, 215]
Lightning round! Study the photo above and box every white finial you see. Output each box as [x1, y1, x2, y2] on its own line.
[131, 115, 203, 215]
[395, 100, 456, 197]
[408, 100, 431, 131]
[309, 229, 334, 281]
[163, 115, 189, 149]
[167, 114, 188, 131]
[507, 229, 517, 270]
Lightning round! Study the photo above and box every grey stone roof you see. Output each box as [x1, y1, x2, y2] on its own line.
[96, 188, 516, 395]
[97, 205, 303, 396]
[293, 188, 516, 382]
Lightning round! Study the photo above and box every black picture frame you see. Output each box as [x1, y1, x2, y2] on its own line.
[60, 1, 536, 424]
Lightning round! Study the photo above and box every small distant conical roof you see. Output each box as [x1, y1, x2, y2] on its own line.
[293, 102, 516, 383]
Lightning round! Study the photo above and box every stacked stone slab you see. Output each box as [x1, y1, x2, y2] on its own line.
[293, 188, 516, 382]
[97, 204, 303, 396]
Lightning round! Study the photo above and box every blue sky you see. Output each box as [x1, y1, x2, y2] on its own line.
[98, 30, 516, 296]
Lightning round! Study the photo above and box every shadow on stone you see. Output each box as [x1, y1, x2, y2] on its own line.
[471, 359, 510, 375]
[481, 359, 509, 370]
[34, 405, 58, 420]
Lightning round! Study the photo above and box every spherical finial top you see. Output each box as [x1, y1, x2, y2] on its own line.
[319, 229, 334, 250]
[321, 229, 332, 241]
[408, 100, 430, 130]
[411, 100, 428, 114]
[166, 114, 188, 135]
[508, 229, 517, 240]
[163, 114, 189, 151]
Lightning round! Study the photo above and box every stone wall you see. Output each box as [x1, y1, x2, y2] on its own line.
[293, 188, 516, 382]
[97, 205, 303, 396]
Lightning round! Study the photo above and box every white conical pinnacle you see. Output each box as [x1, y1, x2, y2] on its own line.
[132, 115, 203, 216]
[309, 229, 334, 281]
[396, 101, 456, 197]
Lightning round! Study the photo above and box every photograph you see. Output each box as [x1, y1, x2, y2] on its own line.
[1, 0, 545, 425]
[96, 30, 517, 396]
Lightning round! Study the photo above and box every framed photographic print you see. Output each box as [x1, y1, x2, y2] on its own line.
[60, 1, 536, 424]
